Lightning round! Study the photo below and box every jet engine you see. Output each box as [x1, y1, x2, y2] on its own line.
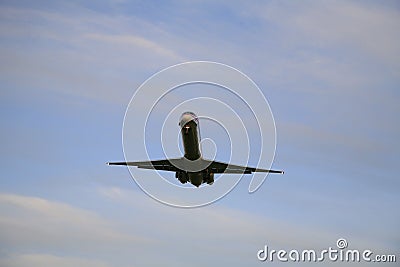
[176, 171, 189, 184]
[203, 172, 214, 185]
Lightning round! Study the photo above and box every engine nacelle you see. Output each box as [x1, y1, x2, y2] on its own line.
[176, 171, 189, 184]
[203, 172, 214, 185]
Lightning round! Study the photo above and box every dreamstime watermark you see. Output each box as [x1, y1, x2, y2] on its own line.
[257, 238, 397, 263]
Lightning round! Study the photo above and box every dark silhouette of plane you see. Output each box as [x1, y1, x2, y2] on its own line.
[108, 112, 283, 187]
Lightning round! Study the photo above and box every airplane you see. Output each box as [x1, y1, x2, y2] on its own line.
[107, 111, 283, 187]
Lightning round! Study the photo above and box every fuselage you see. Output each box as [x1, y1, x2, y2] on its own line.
[178, 112, 204, 186]
[179, 112, 201, 160]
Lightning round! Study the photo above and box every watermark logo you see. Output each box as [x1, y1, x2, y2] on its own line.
[336, 238, 348, 250]
[257, 238, 397, 263]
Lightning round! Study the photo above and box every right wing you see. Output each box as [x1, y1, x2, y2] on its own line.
[107, 158, 182, 172]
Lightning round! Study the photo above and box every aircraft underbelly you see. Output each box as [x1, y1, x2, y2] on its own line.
[188, 172, 203, 187]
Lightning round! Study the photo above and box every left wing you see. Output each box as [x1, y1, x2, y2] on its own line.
[204, 159, 284, 174]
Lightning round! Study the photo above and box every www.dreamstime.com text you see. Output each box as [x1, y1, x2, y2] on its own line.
[257, 238, 396, 263]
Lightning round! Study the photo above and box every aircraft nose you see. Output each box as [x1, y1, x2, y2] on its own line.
[179, 112, 198, 127]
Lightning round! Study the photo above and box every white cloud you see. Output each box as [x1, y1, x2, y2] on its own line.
[293, 2, 400, 64]
[96, 186, 389, 251]
[0, 187, 397, 266]
[0, 253, 110, 267]
[252, 1, 400, 59]
[86, 33, 183, 61]
[0, 193, 152, 253]
[0, 5, 185, 105]
[234, 1, 400, 97]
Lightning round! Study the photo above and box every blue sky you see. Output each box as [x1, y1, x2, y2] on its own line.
[0, 0, 399, 266]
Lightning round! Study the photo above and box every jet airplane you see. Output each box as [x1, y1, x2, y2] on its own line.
[108, 112, 283, 187]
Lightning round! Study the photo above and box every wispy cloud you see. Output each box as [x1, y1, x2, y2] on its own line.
[1, 186, 398, 266]
[0, 193, 153, 256]
[86, 33, 184, 61]
[0, 5, 184, 105]
[97, 186, 394, 251]
[251, 1, 400, 63]
[0, 253, 110, 267]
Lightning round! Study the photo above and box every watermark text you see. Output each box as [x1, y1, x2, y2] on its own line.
[257, 238, 396, 263]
